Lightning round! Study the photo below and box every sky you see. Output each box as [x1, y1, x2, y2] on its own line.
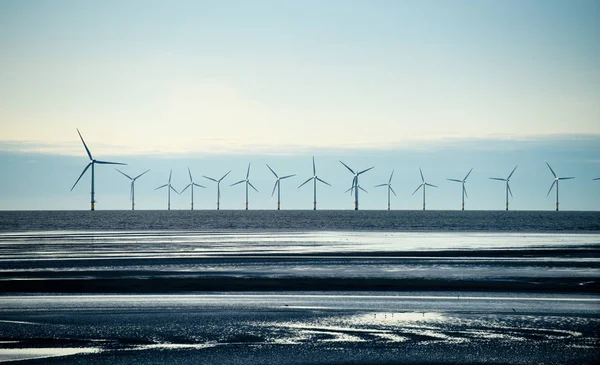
[0, 0, 599, 210]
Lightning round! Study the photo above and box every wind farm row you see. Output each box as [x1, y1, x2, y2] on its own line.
[71, 129, 599, 211]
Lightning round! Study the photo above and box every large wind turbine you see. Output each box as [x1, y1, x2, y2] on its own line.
[412, 168, 437, 211]
[231, 163, 258, 210]
[115, 169, 150, 210]
[181, 167, 206, 210]
[203, 171, 231, 210]
[70, 129, 126, 211]
[489, 166, 517, 211]
[546, 162, 574, 211]
[155, 170, 179, 210]
[298, 157, 331, 210]
[447, 168, 473, 211]
[267, 165, 295, 210]
[340, 161, 374, 210]
[374, 170, 396, 210]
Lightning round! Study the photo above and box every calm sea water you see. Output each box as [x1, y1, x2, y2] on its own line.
[1, 210, 599, 232]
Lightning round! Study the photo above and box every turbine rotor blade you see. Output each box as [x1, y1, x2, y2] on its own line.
[155, 184, 168, 190]
[281, 174, 295, 179]
[116, 168, 133, 180]
[76, 129, 93, 160]
[246, 163, 251, 179]
[219, 170, 231, 182]
[312, 156, 316, 175]
[412, 184, 423, 195]
[425, 183, 438, 188]
[390, 186, 397, 196]
[545, 162, 556, 178]
[558, 177, 574, 180]
[463, 185, 469, 199]
[95, 160, 126, 165]
[374, 184, 387, 187]
[464, 168, 473, 181]
[447, 179, 462, 183]
[188, 167, 193, 182]
[345, 186, 353, 194]
[70, 162, 92, 191]
[388, 170, 394, 184]
[358, 166, 374, 175]
[168, 170, 172, 184]
[170, 185, 179, 194]
[359, 186, 368, 193]
[546, 180, 556, 196]
[419, 167, 424, 182]
[230, 180, 245, 187]
[181, 184, 191, 193]
[203, 176, 218, 183]
[271, 181, 278, 197]
[339, 161, 355, 174]
[266, 164, 278, 178]
[508, 183, 513, 198]
[248, 181, 258, 192]
[298, 177, 313, 188]
[193, 183, 206, 188]
[508, 165, 518, 179]
[316, 177, 331, 186]
[593, 178, 600, 180]
[489, 178, 506, 181]
[134, 169, 150, 180]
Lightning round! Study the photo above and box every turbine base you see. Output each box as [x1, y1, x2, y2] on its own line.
[556, 203, 559, 212]
[313, 202, 316, 210]
[461, 203, 464, 211]
[506, 203, 508, 211]
[91, 202, 95, 211]
[277, 202, 280, 210]
[245, 203, 248, 210]
[354, 202, 358, 211]
[217, 203, 220, 211]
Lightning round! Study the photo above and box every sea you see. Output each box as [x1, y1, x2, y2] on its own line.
[0, 210, 599, 364]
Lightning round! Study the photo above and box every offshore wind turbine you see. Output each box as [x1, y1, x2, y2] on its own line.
[203, 171, 231, 210]
[115, 169, 150, 210]
[266, 165, 295, 210]
[231, 163, 258, 210]
[489, 166, 517, 211]
[412, 168, 437, 211]
[181, 167, 205, 210]
[298, 157, 331, 210]
[374, 170, 396, 210]
[340, 161, 374, 210]
[447, 168, 473, 211]
[70, 129, 126, 211]
[546, 162, 574, 211]
[155, 170, 179, 210]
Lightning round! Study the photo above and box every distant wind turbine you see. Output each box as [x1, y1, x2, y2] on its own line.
[203, 171, 231, 210]
[340, 161, 374, 210]
[594, 178, 600, 181]
[412, 168, 437, 211]
[546, 162, 574, 211]
[374, 170, 396, 210]
[155, 170, 179, 210]
[231, 163, 258, 210]
[115, 169, 150, 211]
[489, 166, 517, 211]
[447, 168, 473, 211]
[298, 157, 331, 210]
[181, 168, 206, 210]
[266, 165, 295, 210]
[70, 129, 126, 211]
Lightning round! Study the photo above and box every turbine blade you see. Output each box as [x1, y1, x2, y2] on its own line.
[359, 186, 368, 193]
[316, 177, 331, 186]
[116, 168, 132, 180]
[246, 163, 251, 179]
[447, 179, 462, 183]
[419, 167, 424, 182]
[546, 180, 556, 196]
[70, 162, 92, 191]
[339, 161, 355, 174]
[203, 176, 218, 183]
[345, 186, 353, 194]
[390, 186, 397, 196]
[95, 160, 126, 165]
[358, 166, 374, 175]
[230, 180, 245, 187]
[463, 185, 468, 199]
[266, 164, 278, 178]
[181, 184, 191, 193]
[271, 181, 278, 197]
[374, 184, 387, 187]
[133, 169, 150, 180]
[508, 165, 518, 179]
[193, 183, 206, 188]
[219, 170, 231, 182]
[312, 156, 316, 175]
[489, 177, 506, 181]
[546, 162, 556, 178]
[558, 177, 574, 180]
[412, 184, 423, 195]
[281, 174, 295, 179]
[464, 168, 473, 181]
[508, 183, 513, 198]
[248, 181, 258, 192]
[170, 185, 179, 194]
[76, 129, 93, 160]
[298, 177, 313, 188]
[593, 178, 600, 180]
[168, 169, 172, 184]
[425, 183, 438, 188]
[388, 170, 394, 184]
[155, 184, 168, 190]
[188, 167, 193, 182]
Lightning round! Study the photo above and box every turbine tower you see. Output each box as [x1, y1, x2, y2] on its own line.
[340, 161, 374, 210]
[298, 157, 331, 210]
[203, 171, 231, 210]
[489, 166, 517, 211]
[70, 129, 126, 211]
[231, 163, 258, 210]
[155, 170, 179, 210]
[447, 168, 473, 211]
[374, 170, 397, 210]
[546, 162, 574, 211]
[412, 168, 437, 211]
[267, 165, 295, 210]
[115, 169, 150, 211]
[181, 167, 206, 210]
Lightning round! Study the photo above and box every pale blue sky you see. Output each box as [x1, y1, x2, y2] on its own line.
[0, 1, 598, 210]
